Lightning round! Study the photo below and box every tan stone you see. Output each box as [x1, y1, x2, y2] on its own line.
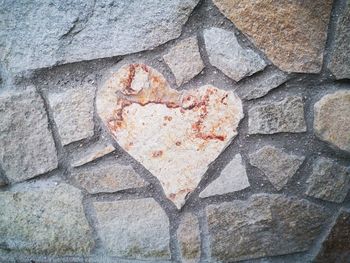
[212, 0, 333, 73]
[96, 63, 243, 208]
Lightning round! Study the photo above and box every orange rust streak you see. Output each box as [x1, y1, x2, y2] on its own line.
[152, 150, 163, 158]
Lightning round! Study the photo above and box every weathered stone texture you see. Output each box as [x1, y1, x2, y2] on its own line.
[93, 198, 170, 259]
[177, 213, 201, 263]
[72, 160, 148, 194]
[48, 86, 95, 146]
[163, 37, 204, 86]
[0, 88, 58, 183]
[314, 90, 350, 153]
[96, 63, 244, 208]
[212, 0, 333, 73]
[0, 183, 94, 255]
[306, 157, 350, 203]
[0, 0, 200, 73]
[249, 146, 305, 190]
[248, 96, 306, 134]
[204, 27, 266, 82]
[200, 154, 249, 198]
[206, 194, 330, 262]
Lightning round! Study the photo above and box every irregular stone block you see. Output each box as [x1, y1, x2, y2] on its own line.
[212, 0, 333, 73]
[0, 0, 200, 73]
[96, 63, 244, 208]
[0, 88, 58, 183]
[0, 183, 94, 255]
[48, 86, 95, 146]
[199, 154, 249, 198]
[314, 209, 350, 263]
[177, 213, 201, 263]
[163, 36, 204, 86]
[249, 146, 305, 191]
[93, 198, 170, 260]
[306, 157, 350, 203]
[206, 194, 330, 262]
[328, 2, 350, 79]
[314, 90, 350, 153]
[248, 96, 306, 134]
[203, 27, 266, 82]
[72, 160, 148, 194]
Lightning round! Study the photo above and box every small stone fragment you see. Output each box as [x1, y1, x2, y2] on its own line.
[93, 198, 170, 259]
[200, 154, 250, 198]
[177, 213, 201, 263]
[248, 96, 306, 134]
[314, 209, 350, 263]
[237, 67, 291, 100]
[328, 2, 350, 79]
[306, 157, 350, 203]
[249, 146, 305, 190]
[48, 85, 95, 146]
[0, 183, 94, 255]
[212, 0, 333, 73]
[72, 160, 148, 194]
[206, 194, 330, 262]
[314, 90, 350, 153]
[203, 27, 266, 82]
[163, 36, 204, 86]
[0, 88, 58, 183]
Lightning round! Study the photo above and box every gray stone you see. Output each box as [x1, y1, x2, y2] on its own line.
[200, 154, 250, 198]
[163, 36, 204, 86]
[0, 183, 94, 255]
[238, 67, 291, 100]
[248, 96, 306, 134]
[314, 90, 350, 153]
[72, 160, 148, 194]
[93, 198, 170, 259]
[249, 146, 305, 190]
[328, 2, 350, 79]
[306, 157, 350, 203]
[203, 27, 266, 82]
[0, 88, 58, 183]
[206, 194, 330, 262]
[177, 213, 201, 263]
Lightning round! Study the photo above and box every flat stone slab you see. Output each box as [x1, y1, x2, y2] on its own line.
[93, 198, 170, 260]
[96, 63, 244, 208]
[204, 27, 266, 82]
[212, 0, 333, 73]
[0, 88, 58, 183]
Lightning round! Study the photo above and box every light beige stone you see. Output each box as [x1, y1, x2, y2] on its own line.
[96, 63, 244, 208]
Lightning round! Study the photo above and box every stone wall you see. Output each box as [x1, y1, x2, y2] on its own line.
[0, 0, 349, 262]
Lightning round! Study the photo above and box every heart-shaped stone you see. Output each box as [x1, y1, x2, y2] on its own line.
[96, 64, 243, 208]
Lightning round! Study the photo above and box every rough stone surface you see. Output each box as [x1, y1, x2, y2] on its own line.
[238, 67, 291, 100]
[248, 96, 306, 134]
[0, 183, 94, 255]
[48, 86, 95, 146]
[212, 0, 333, 73]
[163, 36, 204, 86]
[314, 209, 350, 263]
[0, 0, 200, 73]
[314, 90, 350, 153]
[200, 154, 250, 198]
[96, 63, 244, 208]
[306, 157, 350, 203]
[0, 88, 58, 183]
[249, 146, 305, 191]
[206, 194, 330, 262]
[177, 213, 201, 263]
[72, 160, 148, 194]
[204, 27, 266, 82]
[328, 2, 350, 79]
[93, 198, 170, 259]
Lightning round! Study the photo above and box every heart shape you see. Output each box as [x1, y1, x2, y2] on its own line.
[96, 64, 243, 208]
